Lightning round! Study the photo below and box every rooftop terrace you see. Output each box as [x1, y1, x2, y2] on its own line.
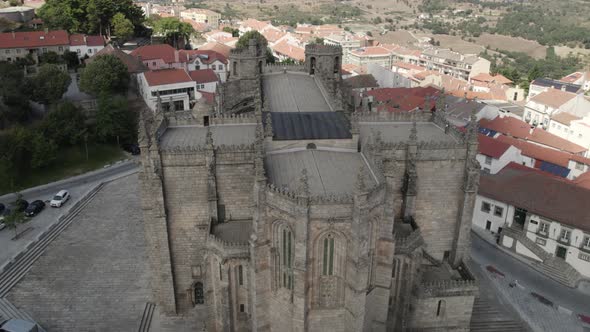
[263, 72, 331, 113]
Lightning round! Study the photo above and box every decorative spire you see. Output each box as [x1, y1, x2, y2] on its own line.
[264, 112, 273, 138]
[436, 89, 446, 113]
[255, 121, 264, 144]
[409, 121, 418, 143]
[466, 109, 478, 143]
[355, 166, 366, 193]
[299, 168, 310, 196]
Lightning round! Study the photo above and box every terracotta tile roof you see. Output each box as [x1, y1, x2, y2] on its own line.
[198, 42, 232, 58]
[479, 162, 590, 231]
[86, 44, 147, 73]
[69, 34, 105, 47]
[241, 19, 271, 31]
[182, 18, 209, 32]
[367, 87, 440, 112]
[574, 172, 590, 189]
[350, 46, 391, 57]
[471, 73, 512, 85]
[479, 116, 587, 154]
[131, 44, 181, 64]
[262, 28, 286, 43]
[0, 30, 69, 49]
[496, 135, 590, 168]
[198, 90, 215, 104]
[560, 72, 584, 84]
[551, 112, 581, 125]
[344, 74, 378, 89]
[189, 69, 218, 83]
[393, 61, 425, 71]
[180, 49, 227, 64]
[271, 39, 305, 62]
[478, 134, 511, 159]
[143, 69, 193, 86]
[529, 88, 576, 109]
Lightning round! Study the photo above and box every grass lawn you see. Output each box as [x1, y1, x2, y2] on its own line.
[1, 144, 126, 195]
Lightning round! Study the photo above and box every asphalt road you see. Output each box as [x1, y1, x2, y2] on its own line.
[471, 233, 590, 316]
[0, 161, 138, 205]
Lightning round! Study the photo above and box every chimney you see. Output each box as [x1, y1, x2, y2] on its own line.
[529, 126, 534, 134]
[561, 85, 566, 92]
[11, 31, 15, 39]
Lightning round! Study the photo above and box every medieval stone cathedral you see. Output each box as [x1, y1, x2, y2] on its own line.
[138, 39, 480, 331]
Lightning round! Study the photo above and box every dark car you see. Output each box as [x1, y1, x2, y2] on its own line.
[24, 200, 45, 217]
[14, 198, 28, 212]
[122, 143, 140, 155]
[0, 203, 4, 214]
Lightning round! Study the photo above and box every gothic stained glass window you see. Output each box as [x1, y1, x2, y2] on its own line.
[322, 236, 335, 276]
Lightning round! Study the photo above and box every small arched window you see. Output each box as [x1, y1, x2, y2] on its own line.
[310, 57, 316, 75]
[334, 56, 340, 74]
[258, 61, 263, 74]
[233, 61, 238, 76]
[306, 143, 317, 150]
[238, 265, 243, 286]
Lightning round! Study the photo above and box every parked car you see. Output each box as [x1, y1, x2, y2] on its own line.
[0, 209, 10, 231]
[0, 318, 46, 332]
[24, 200, 45, 217]
[50, 190, 70, 208]
[122, 143, 140, 155]
[0, 203, 5, 214]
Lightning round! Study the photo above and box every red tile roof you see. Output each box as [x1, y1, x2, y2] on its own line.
[271, 39, 305, 62]
[366, 87, 440, 112]
[199, 90, 215, 104]
[198, 42, 232, 58]
[189, 69, 218, 83]
[131, 44, 182, 64]
[479, 116, 586, 154]
[479, 162, 590, 231]
[496, 135, 590, 168]
[143, 69, 193, 86]
[87, 44, 147, 73]
[529, 88, 576, 109]
[574, 172, 590, 189]
[478, 134, 511, 159]
[0, 30, 69, 49]
[69, 34, 105, 47]
[180, 49, 227, 65]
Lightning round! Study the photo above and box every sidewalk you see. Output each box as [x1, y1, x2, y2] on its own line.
[0, 164, 138, 272]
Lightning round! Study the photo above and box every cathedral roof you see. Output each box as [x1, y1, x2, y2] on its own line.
[268, 112, 351, 141]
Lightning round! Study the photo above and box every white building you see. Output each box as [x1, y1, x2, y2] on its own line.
[180, 8, 221, 28]
[419, 48, 491, 81]
[474, 163, 590, 278]
[524, 88, 590, 129]
[68, 34, 105, 60]
[189, 69, 219, 93]
[182, 50, 228, 82]
[137, 68, 198, 111]
[476, 134, 522, 174]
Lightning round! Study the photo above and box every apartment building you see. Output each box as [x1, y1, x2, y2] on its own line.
[180, 8, 221, 29]
[419, 48, 490, 81]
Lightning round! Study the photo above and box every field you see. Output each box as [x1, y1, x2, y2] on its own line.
[474, 33, 547, 59]
[373, 30, 419, 48]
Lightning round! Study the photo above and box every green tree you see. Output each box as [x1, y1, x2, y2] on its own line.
[79, 55, 129, 96]
[39, 102, 87, 146]
[111, 12, 134, 42]
[26, 64, 71, 105]
[63, 51, 80, 68]
[236, 30, 268, 50]
[3, 208, 27, 238]
[38, 51, 62, 64]
[30, 132, 58, 169]
[152, 17, 194, 49]
[95, 95, 137, 144]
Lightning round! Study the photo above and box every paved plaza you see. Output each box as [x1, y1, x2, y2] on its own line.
[6, 174, 152, 332]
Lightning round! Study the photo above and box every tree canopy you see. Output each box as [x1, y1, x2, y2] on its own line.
[152, 17, 195, 49]
[112, 12, 134, 42]
[80, 55, 130, 96]
[95, 95, 137, 144]
[236, 31, 268, 50]
[26, 64, 71, 105]
[38, 0, 144, 35]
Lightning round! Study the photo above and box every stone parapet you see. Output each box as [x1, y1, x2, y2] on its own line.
[207, 234, 250, 259]
[165, 110, 199, 126]
[263, 64, 306, 74]
[210, 113, 258, 125]
[353, 110, 433, 123]
[418, 279, 478, 298]
[395, 229, 424, 255]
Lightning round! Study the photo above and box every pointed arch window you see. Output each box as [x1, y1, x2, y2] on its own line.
[322, 235, 335, 276]
[282, 228, 293, 289]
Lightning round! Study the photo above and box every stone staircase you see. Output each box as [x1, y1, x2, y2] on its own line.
[502, 227, 582, 288]
[470, 296, 527, 332]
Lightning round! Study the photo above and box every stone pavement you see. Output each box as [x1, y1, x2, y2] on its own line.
[6, 174, 151, 332]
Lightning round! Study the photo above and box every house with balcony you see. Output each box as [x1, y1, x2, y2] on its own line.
[130, 44, 189, 71]
[524, 88, 590, 129]
[474, 162, 590, 282]
[419, 48, 490, 81]
[137, 68, 198, 111]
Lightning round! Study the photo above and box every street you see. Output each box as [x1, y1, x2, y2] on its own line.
[471, 233, 590, 330]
